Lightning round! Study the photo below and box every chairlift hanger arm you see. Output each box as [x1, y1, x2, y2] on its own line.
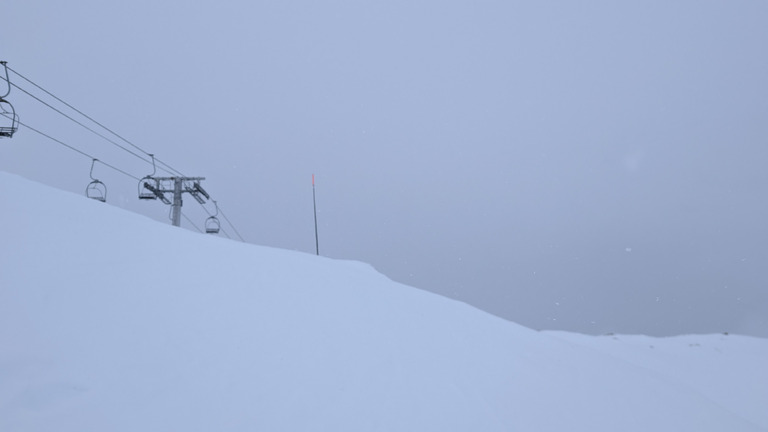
[89, 159, 100, 180]
[0, 61, 11, 99]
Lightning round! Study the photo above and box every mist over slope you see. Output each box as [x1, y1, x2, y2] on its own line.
[1, 171, 766, 431]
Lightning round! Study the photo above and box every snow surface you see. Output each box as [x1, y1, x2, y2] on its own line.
[1, 171, 766, 431]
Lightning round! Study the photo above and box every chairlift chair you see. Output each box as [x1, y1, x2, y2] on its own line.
[205, 216, 221, 234]
[138, 154, 162, 200]
[138, 176, 159, 200]
[0, 99, 18, 138]
[205, 199, 220, 234]
[85, 159, 107, 202]
[86, 180, 107, 202]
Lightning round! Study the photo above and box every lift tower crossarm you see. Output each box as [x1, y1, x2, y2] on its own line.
[143, 176, 207, 227]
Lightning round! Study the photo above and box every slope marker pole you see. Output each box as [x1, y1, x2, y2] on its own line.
[312, 174, 320, 256]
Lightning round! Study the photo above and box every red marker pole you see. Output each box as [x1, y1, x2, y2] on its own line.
[312, 174, 320, 256]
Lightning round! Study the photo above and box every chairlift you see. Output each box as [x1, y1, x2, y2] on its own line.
[205, 200, 220, 234]
[0, 61, 18, 138]
[87, 180, 107, 202]
[138, 154, 163, 200]
[0, 99, 18, 138]
[139, 176, 159, 200]
[86, 159, 107, 202]
[205, 216, 221, 234]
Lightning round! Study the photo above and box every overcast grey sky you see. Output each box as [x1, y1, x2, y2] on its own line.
[2, 1, 767, 337]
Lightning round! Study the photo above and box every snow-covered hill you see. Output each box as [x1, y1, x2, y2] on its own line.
[1, 171, 766, 431]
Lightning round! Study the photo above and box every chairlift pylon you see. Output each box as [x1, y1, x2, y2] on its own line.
[0, 61, 19, 139]
[86, 159, 107, 202]
[205, 200, 221, 234]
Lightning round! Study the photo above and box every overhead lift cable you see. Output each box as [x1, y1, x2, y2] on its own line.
[190, 198, 231, 239]
[6, 65, 184, 177]
[3, 113, 139, 181]
[8, 114, 228, 235]
[5, 65, 247, 242]
[218, 206, 245, 242]
[7, 80, 157, 167]
[181, 213, 204, 233]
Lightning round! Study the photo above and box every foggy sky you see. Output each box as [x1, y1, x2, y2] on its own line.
[2, 0, 766, 337]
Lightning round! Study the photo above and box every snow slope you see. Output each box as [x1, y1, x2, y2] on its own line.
[1, 171, 766, 431]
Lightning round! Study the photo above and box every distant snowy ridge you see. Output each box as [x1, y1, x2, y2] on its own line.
[1, 171, 766, 432]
